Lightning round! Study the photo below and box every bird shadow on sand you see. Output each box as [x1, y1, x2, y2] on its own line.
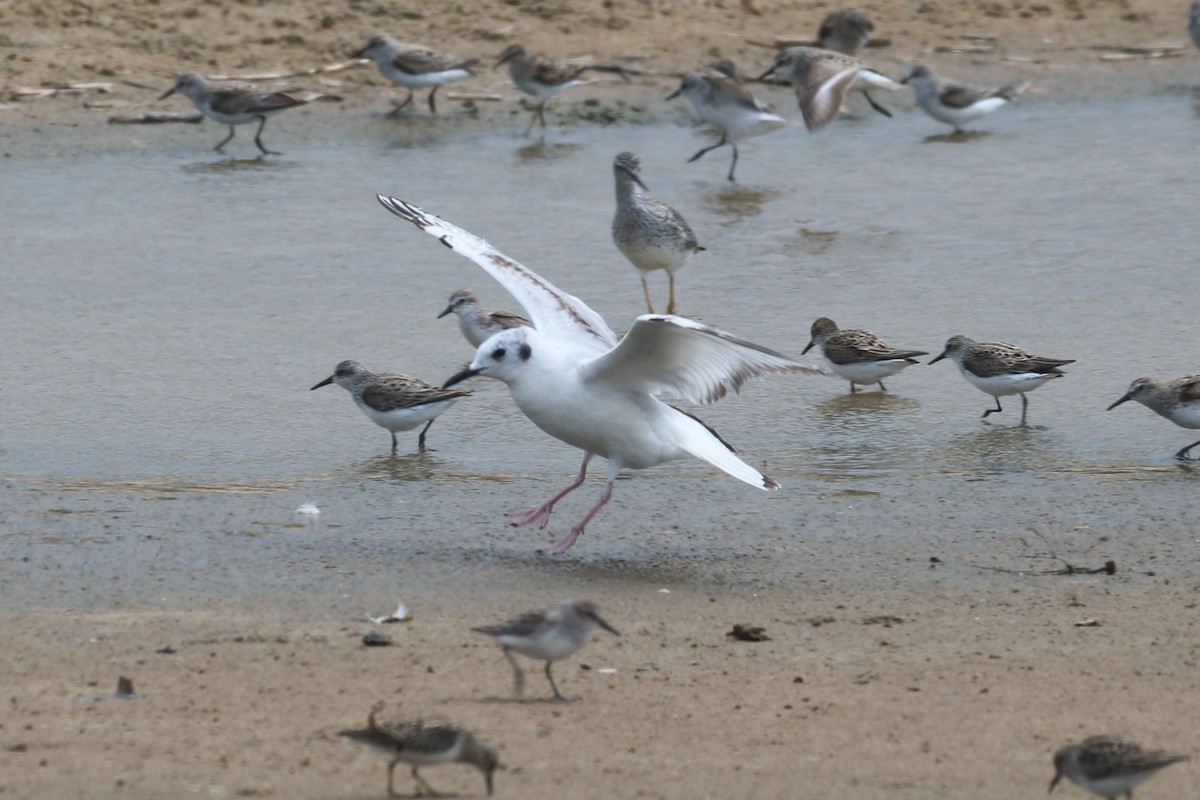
[701, 185, 783, 223]
[921, 129, 990, 144]
[181, 155, 297, 173]
[350, 453, 442, 483]
[515, 138, 582, 163]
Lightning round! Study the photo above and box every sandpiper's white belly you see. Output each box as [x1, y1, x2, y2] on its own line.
[924, 96, 1007, 127]
[1162, 402, 1200, 429]
[498, 629, 585, 661]
[698, 105, 786, 143]
[962, 369, 1055, 398]
[827, 358, 915, 386]
[358, 399, 458, 432]
[379, 66, 472, 88]
[400, 739, 463, 765]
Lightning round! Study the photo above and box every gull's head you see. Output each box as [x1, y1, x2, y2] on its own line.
[1108, 377, 1155, 411]
[613, 151, 648, 190]
[351, 33, 396, 60]
[311, 359, 369, 392]
[439, 288, 479, 319]
[160, 72, 206, 101]
[929, 335, 973, 366]
[443, 328, 534, 388]
[900, 64, 933, 86]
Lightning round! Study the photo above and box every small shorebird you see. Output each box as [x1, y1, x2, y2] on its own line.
[817, 9, 874, 55]
[311, 360, 470, 453]
[929, 335, 1073, 424]
[472, 600, 619, 701]
[1049, 735, 1188, 800]
[1107, 375, 1200, 460]
[351, 34, 479, 115]
[666, 72, 788, 181]
[1190, 0, 1200, 49]
[802, 317, 927, 393]
[495, 44, 586, 136]
[901, 64, 1023, 132]
[757, 46, 899, 130]
[159, 72, 307, 155]
[379, 196, 823, 554]
[439, 289, 531, 348]
[611, 152, 705, 314]
[340, 702, 498, 797]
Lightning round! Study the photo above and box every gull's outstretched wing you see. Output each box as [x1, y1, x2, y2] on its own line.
[579, 315, 828, 405]
[378, 196, 618, 351]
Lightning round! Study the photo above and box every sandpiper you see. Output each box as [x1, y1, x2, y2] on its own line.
[666, 72, 788, 182]
[802, 317, 927, 393]
[159, 72, 307, 155]
[340, 702, 498, 797]
[1107, 375, 1200, 460]
[817, 9, 874, 55]
[612, 152, 705, 314]
[495, 44, 586, 136]
[929, 335, 1073, 424]
[1050, 735, 1188, 800]
[472, 600, 619, 701]
[439, 289, 531, 348]
[311, 360, 470, 453]
[351, 34, 479, 115]
[1190, 0, 1200, 49]
[757, 46, 899, 130]
[901, 64, 1023, 132]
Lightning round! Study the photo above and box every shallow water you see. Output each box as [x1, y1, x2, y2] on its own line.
[3, 90, 1200, 607]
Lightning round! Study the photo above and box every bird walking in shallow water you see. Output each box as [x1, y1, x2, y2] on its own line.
[311, 360, 469, 453]
[438, 289, 531, 348]
[1107, 375, 1200, 460]
[472, 600, 619, 701]
[340, 702, 498, 797]
[351, 34, 479, 115]
[930, 335, 1073, 425]
[901, 64, 1023, 132]
[1049, 735, 1188, 800]
[611, 152, 705, 315]
[666, 72, 787, 182]
[802, 317, 927, 393]
[378, 195, 822, 554]
[159, 72, 308, 155]
[495, 44, 586, 136]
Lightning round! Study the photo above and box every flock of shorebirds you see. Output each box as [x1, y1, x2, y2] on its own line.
[152, 6, 1200, 798]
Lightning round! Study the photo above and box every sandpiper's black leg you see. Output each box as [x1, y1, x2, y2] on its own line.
[726, 143, 740, 182]
[427, 86, 439, 114]
[878, 380, 889, 392]
[864, 90, 892, 118]
[1019, 393, 1029, 425]
[417, 419, 436, 452]
[1175, 439, 1200, 461]
[253, 116, 279, 155]
[390, 432, 399, 454]
[687, 134, 728, 164]
[544, 661, 567, 701]
[981, 398, 1004, 419]
[215, 125, 236, 152]
[503, 647, 525, 697]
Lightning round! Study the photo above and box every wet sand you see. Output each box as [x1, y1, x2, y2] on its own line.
[4, 1, 1200, 798]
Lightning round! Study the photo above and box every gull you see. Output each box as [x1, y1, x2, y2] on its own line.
[611, 151, 705, 314]
[900, 64, 1023, 132]
[159, 72, 308, 155]
[495, 44, 587, 136]
[340, 702, 498, 797]
[471, 600, 619, 701]
[377, 195, 822, 554]
[351, 34, 479, 115]
[438, 289, 532, 348]
[929, 335, 1073, 425]
[1107, 375, 1200, 460]
[817, 9, 874, 56]
[311, 360, 470, 453]
[758, 46, 900, 129]
[1050, 735, 1188, 800]
[666, 72, 788, 182]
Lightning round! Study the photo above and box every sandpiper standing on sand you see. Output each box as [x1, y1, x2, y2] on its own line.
[1049, 735, 1188, 800]
[612, 152, 705, 315]
[351, 34, 479, 115]
[901, 64, 1023, 132]
[929, 335, 1073, 424]
[802, 317, 927, 393]
[817, 9, 874, 55]
[472, 600, 620, 701]
[495, 44, 587, 136]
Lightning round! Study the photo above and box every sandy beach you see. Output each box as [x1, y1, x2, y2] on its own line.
[3, 1, 1200, 799]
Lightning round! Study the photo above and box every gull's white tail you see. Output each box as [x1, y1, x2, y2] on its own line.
[670, 409, 780, 490]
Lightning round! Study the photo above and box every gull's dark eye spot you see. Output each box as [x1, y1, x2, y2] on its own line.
[492, 347, 506, 360]
[518, 343, 531, 361]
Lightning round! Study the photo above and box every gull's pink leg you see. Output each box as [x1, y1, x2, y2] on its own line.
[507, 453, 592, 529]
[542, 461, 620, 555]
